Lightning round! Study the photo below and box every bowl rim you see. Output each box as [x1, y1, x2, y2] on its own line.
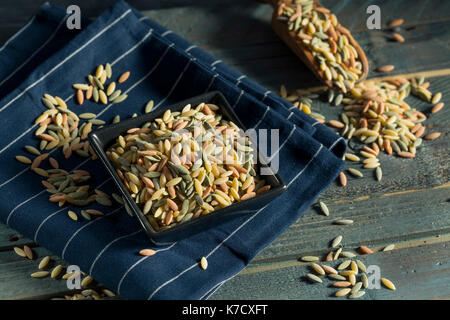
[88, 90, 286, 242]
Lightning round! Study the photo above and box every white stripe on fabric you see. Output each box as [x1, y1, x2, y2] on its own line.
[88, 229, 143, 275]
[267, 124, 296, 162]
[0, 16, 36, 53]
[287, 144, 323, 188]
[288, 105, 297, 110]
[203, 281, 225, 300]
[261, 90, 271, 102]
[202, 272, 240, 300]
[61, 206, 124, 259]
[0, 15, 68, 87]
[253, 106, 270, 129]
[147, 142, 323, 300]
[6, 189, 46, 225]
[138, 16, 149, 22]
[211, 60, 222, 67]
[64, 94, 74, 103]
[200, 272, 237, 300]
[0, 9, 132, 113]
[311, 121, 320, 127]
[287, 112, 294, 120]
[161, 30, 173, 37]
[95, 177, 112, 190]
[72, 157, 91, 170]
[0, 124, 37, 155]
[232, 90, 244, 108]
[95, 43, 174, 119]
[0, 167, 29, 189]
[111, 28, 153, 66]
[117, 242, 177, 295]
[33, 207, 67, 242]
[204, 74, 218, 93]
[236, 75, 246, 86]
[185, 45, 197, 53]
[154, 58, 193, 110]
[329, 136, 344, 151]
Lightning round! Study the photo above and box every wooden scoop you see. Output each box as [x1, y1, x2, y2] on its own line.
[259, 0, 369, 90]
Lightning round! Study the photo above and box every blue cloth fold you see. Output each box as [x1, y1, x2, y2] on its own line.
[0, 1, 345, 299]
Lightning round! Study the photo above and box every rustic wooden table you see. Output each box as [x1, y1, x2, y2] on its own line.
[0, 0, 448, 299]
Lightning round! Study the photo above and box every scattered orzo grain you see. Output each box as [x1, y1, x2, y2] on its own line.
[423, 132, 441, 140]
[339, 172, 347, 187]
[335, 288, 351, 297]
[118, 71, 130, 83]
[321, 265, 338, 275]
[14, 247, 26, 257]
[381, 277, 396, 290]
[331, 235, 343, 248]
[358, 245, 373, 254]
[51, 265, 64, 279]
[311, 263, 325, 275]
[392, 33, 405, 42]
[333, 281, 352, 288]
[319, 201, 329, 216]
[377, 65, 395, 73]
[200, 256, 208, 270]
[347, 168, 363, 178]
[38, 256, 51, 270]
[139, 249, 156, 256]
[306, 273, 322, 283]
[31, 271, 49, 278]
[15, 155, 32, 164]
[81, 276, 94, 287]
[334, 219, 353, 225]
[431, 102, 444, 114]
[337, 260, 351, 270]
[388, 19, 404, 27]
[301, 256, 320, 262]
[23, 245, 34, 260]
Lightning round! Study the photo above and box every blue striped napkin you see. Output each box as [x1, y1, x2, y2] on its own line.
[0, 1, 345, 299]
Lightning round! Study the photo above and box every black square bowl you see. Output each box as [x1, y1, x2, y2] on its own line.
[88, 91, 286, 245]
